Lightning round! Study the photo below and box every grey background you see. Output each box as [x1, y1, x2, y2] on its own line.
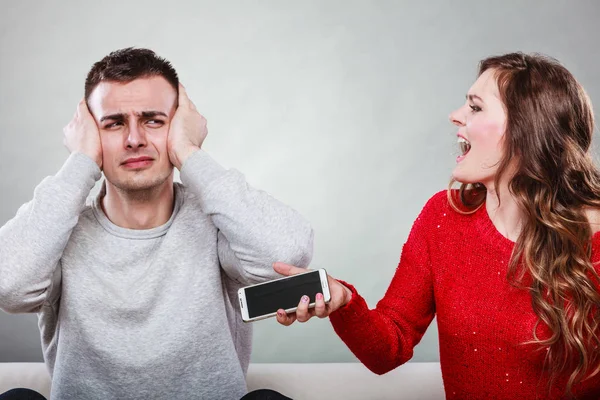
[0, 0, 599, 364]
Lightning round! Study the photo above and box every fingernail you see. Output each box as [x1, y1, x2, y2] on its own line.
[277, 310, 284, 317]
[301, 295, 309, 303]
[316, 293, 323, 301]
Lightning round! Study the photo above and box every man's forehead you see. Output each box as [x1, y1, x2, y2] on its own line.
[89, 77, 176, 115]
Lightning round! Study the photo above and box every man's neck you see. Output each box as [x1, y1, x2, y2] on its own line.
[101, 178, 175, 230]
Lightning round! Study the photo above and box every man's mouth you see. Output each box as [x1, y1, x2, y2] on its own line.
[122, 156, 154, 168]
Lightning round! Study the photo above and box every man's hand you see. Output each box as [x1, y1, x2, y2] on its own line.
[63, 99, 103, 168]
[168, 84, 207, 170]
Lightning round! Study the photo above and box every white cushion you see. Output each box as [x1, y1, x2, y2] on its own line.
[0, 363, 51, 398]
[0, 362, 444, 399]
[247, 363, 444, 400]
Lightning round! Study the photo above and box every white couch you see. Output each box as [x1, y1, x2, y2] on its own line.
[0, 362, 445, 399]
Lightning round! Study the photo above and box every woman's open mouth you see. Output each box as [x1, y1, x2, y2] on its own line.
[457, 136, 471, 163]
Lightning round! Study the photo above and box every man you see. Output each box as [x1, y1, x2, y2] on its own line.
[0, 48, 313, 399]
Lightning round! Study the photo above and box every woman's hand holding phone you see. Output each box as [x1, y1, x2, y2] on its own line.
[273, 262, 353, 326]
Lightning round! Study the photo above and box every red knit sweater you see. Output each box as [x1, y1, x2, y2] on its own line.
[329, 190, 600, 399]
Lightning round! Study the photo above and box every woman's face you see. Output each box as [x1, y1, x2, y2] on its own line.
[449, 68, 508, 187]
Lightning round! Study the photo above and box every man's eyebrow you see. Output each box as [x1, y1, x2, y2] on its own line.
[99, 111, 168, 123]
[100, 113, 127, 123]
[139, 111, 168, 119]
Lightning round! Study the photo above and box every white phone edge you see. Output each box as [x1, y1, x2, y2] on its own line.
[238, 268, 331, 323]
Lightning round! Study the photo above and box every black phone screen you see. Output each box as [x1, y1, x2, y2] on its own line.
[244, 270, 323, 318]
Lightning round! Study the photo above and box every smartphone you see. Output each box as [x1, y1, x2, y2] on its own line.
[238, 269, 331, 322]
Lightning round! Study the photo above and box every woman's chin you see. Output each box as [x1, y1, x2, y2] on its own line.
[452, 168, 468, 183]
[452, 169, 478, 185]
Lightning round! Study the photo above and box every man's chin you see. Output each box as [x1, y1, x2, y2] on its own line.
[106, 173, 173, 193]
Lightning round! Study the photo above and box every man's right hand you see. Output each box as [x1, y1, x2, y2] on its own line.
[63, 99, 103, 169]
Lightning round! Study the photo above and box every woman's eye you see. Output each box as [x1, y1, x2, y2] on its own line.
[469, 104, 482, 112]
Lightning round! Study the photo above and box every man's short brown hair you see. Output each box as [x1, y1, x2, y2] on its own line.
[85, 47, 179, 101]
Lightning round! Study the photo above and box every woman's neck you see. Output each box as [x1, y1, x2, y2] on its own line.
[485, 182, 524, 242]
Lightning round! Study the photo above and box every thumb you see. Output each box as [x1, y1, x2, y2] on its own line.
[273, 262, 307, 277]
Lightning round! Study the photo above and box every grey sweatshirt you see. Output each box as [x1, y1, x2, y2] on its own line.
[0, 150, 313, 400]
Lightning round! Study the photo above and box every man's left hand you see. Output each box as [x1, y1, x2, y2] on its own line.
[168, 83, 207, 170]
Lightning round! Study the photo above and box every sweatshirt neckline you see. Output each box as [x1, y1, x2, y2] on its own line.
[92, 182, 183, 239]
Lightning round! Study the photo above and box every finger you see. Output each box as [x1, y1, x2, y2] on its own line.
[77, 98, 87, 110]
[273, 262, 309, 277]
[198, 114, 207, 129]
[77, 99, 94, 119]
[314, 293, 327, 318]
[295, 295, 311, 323]
[178, 83, 190, 107]
[276, 309, 296, 326]
[74, 99, 84, 117]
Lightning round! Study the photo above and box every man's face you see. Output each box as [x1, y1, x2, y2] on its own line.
[88, 76, 177, 192]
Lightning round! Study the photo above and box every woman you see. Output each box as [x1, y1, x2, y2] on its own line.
[275, 52, 600, 399]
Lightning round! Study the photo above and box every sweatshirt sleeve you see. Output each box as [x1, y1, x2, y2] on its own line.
[0, 153, 101, 313]
[329, 192, 443, 375]
[179, 149, 314, 285]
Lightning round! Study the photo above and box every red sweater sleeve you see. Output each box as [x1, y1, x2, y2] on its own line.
[329, 192, 440, 375]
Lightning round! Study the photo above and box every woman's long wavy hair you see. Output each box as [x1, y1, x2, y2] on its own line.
[448, 53, 600, 397]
